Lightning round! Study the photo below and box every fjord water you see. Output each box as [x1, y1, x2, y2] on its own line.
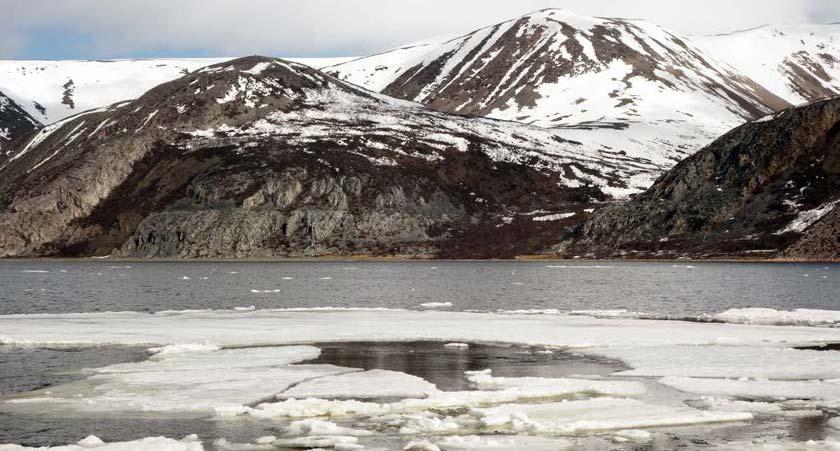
[0, 260, 838, 316]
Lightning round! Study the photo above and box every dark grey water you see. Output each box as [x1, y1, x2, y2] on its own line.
[1, 260, 839, 316]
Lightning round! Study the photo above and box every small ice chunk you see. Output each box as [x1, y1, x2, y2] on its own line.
[714, 308, 840, 326]
[614, 429, 652, 442]
[148, 343, 221, 359]
[404, 440, 441, 451]
[78, 435, 106, 446]
[444, 343, 469, 349]
[285, 419, 372, 437]
[282, 369, 438, 399]
[419, 302, 452, 309]
[0, 435, 203, 450]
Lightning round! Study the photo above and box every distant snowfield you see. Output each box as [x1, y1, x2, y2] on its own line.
[2, 308, 840, 449]
[695, 24, 840, 105]
[0, 57, 355, 124]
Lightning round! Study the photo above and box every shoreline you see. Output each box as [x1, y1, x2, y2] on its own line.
[0, 255, 838, 264]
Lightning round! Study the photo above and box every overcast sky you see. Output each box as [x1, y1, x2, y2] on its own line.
[4, 0, 840, 60]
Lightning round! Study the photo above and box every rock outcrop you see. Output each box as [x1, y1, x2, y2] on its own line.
[0, 90, 40, 153]
[0, 56, 625, 259]
[558, 96, 840, 260]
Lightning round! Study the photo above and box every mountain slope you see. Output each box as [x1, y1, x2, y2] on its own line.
[0, 57, 355, 124]
[328, 9, 789, 169]
[0, 56, 652, 259]
[695, 24, 840, 105]
[0, 91, 40, 152]
[558, 97, 840, 260]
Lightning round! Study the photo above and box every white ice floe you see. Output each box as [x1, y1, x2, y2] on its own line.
[660, 377, 840, 401]
[284, 419, 373, 437]
[444, 343, 469, 349]
[147, 342, 221, 358]
[4, 308, 840, 443]
[0, 434, 203, 451]
[464, 369, 647, 398]
[472, 397, 752, 434]
[419, 302, 452, 309]
[613, 429, 653, 443]
[432, 435, 573, 450]
[715, 308, 840, 326]
[711, 438, 840, 450]
[2, 309, 840, 351]
[2, 345, 348, 414]
[281, 369, 438, 400]
[593, 345, 840, 379]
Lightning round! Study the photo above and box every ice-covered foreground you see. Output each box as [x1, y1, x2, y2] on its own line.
[0, 434, 203, 451]
[3, 308, 840, 449]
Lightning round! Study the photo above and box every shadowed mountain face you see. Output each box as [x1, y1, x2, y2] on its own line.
[558, 97, 840, 260]
[0, 56, 654, 259]
[0, 91, 40, 154]
[329, 9, 790, 169]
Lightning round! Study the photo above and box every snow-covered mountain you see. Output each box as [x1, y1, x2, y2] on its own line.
[0, 57, 355, 124]
[695, 24, 840, 105]
[327, 9, 790, 167]
[0, 56, 661, 258]
[0, 91, 40, 151]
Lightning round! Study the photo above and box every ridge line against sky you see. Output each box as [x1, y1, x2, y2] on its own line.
[2, 0, 840, 60]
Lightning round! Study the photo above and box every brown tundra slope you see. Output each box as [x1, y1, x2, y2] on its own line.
[557, 96, 840, 260]
[0, 56, 657, 259]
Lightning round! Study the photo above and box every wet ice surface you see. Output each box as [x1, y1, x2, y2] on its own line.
[0, 342, 625, 449]
[1, 261, 839, 316]
[1, 340, 838, 450]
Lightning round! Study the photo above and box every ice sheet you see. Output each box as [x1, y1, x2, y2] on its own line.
[715, 308, 840, 326]
[3, 309, 839, 350]
[2, 346, 353, 415]
[660, 377, 840, 401]
[281, 369, 438, 399]
[593, 345, 840, 379]
[0, 435, 203, 451]
[472, 398, 753, 434]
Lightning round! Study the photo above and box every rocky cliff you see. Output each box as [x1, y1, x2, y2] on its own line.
[558, 96, 840, 260]
[0, 56, 633, 259]
[0, 91, 40, 153]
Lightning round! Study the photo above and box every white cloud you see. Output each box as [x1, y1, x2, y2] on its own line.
[1, 0, 838, 59]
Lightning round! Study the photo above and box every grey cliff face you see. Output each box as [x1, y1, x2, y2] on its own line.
[0, 56, 609, 259]
[0, 91, 40, 155]
[559, 97, 840, 260]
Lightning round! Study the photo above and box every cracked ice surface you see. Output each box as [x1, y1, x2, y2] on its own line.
[3, 308, 840, 448]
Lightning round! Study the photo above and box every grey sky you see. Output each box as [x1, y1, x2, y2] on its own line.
[3, 0, 840, 59]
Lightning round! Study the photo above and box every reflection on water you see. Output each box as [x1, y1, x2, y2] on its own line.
[304, 341, 625, 391]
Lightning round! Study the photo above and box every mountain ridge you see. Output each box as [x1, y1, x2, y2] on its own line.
[0, 56, 640, 259]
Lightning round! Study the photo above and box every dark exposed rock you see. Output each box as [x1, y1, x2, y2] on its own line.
[0, 56, 611, 259]
[0, 91, 40, 154]
[558, 96, 840, 260]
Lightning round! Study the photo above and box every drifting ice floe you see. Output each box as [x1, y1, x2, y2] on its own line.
[3, 308, 840, 448]
[419, 302, 452, 309]
[0, 435, 203, 451]
[281, 369, 437, 399]
[714, 308, 840, 326]
[3, 345, 349, 414]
